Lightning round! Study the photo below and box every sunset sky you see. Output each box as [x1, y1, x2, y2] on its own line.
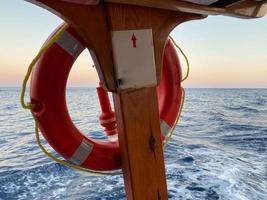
[1, 1, 267, 88]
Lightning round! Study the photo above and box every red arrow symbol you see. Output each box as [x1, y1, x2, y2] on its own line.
[131, 33, 137, 48]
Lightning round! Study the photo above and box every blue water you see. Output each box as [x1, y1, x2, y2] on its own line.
[0, 87, 266, 200]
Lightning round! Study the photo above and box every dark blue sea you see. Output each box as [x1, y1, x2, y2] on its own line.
[0, 87, 266, 200]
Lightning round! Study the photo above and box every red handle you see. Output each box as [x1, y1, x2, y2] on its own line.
[97, 85, 117, 137]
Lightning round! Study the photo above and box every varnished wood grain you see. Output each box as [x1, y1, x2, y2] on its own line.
[106, 5, 201, 199]
[113, 87, 167, 200]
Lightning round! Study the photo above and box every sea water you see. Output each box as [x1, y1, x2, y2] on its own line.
[0, 87, 266, 200]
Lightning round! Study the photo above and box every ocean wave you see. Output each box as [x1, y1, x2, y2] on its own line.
[221, 123, 264, 132]
[251, 97, 267, 106]
[224, 105, 260, 113]
[208, 111, 228, 123]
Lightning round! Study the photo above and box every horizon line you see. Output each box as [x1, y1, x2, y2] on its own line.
[1, 85, 267, 89]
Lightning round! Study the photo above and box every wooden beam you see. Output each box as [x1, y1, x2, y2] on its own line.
[106, 4, 201, 199]
[114, 87, 167, 200]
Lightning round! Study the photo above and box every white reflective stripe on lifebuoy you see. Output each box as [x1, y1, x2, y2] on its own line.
[99, 117, 116, 125]
[160, 120, 172, 137]
[68, 139, 93, 165]
[56, 31, 84, 58]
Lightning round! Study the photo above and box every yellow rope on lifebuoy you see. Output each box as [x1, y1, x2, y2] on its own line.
[169, 36, 190, 82]
[163, 88, 186, 148]
[20, 24, 121, 176]
[163, 36, 189, 148]
[21, 24, 68, 110]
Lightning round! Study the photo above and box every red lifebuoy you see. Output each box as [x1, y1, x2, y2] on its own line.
[30, 25, 183, 171]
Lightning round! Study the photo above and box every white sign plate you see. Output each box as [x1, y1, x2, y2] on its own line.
[111, 29, 157, 90]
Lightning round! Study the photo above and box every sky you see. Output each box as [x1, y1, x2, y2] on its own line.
[0, 1, 267, 88]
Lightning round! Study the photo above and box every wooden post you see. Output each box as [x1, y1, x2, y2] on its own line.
[26, 1, 202, 199]
[114, 87, 167, 199]
[105, 5, 201, 199]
